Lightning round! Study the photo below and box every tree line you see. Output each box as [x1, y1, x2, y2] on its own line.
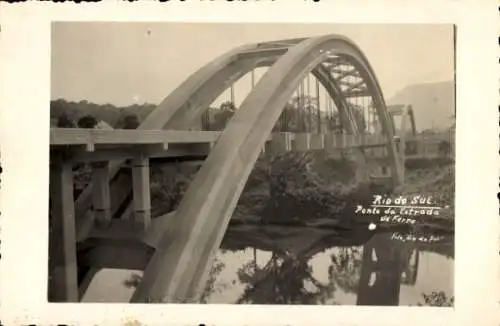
[201, 96, 367, 134]
[51, 96, 367, 134]
[51, 99, 155, 129]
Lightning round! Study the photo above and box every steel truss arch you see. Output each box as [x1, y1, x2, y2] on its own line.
[388, 104, 416, 135]
[146, 44, 359, 133]
[131, 34, 403, 303]
[75, 36, 372, 219]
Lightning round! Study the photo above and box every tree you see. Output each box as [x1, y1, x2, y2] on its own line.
[438, 140, 451, 157]
[220, 101, 236, 113]
[286, 95, 319, 132]
[150, 163, 201, 217]
[199, 257, 226, 303]
[115, 110, 142, 129]
[417, 291, 454, 307]
[77, 114, 98, 129]
[56, 112, 76, 128]
[326, 112, 342, 133]
[273, 103, 296, 132]
[209, 101, 237, 130]
[236, 250, 337, 304]
[122, 114, 140, 129]
[329, 247, 364, 294]
[276, 95, 344, 134]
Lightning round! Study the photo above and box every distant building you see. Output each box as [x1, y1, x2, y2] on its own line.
[420, 129, 436, 135]
[95, 120, 113, 130]
[51, 117, 113, 130]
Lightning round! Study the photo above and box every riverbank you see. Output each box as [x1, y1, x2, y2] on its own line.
[72, 151, 455, 233]
[229, 153, 455, 231]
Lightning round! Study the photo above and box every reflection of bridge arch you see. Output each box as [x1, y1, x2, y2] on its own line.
[356, 233, 419, 305]
[131, 35, 402, 302]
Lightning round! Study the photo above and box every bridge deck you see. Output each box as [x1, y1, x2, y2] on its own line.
[50, 128, 390, 149]
[50, 128, 221, 147]
[49, 127, 453, 167]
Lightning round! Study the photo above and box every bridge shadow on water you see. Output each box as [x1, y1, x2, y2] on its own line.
[200, 224, 454, 306]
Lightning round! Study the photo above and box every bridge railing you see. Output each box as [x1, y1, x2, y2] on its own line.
[50, 128, 390, 157]
[50, 127, 454, 168]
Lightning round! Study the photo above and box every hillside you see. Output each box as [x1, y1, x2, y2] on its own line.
[386, 81, 455, 132]
[50, 99, 156, 128]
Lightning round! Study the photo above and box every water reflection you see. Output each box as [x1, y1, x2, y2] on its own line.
[203, 230, 453, 306]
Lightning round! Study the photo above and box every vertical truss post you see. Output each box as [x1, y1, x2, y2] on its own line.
[299, 80, 305, 132]
[316, 78, 321, 134]
[324, 92, 329, 132]
[306, 74, 312, 132]
[230, 84, 235, 105]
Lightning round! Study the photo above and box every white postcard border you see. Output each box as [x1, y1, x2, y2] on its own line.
[0, 1, 498, 325]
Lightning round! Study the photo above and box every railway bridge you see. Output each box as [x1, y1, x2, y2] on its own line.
[48, 34, 452, 303]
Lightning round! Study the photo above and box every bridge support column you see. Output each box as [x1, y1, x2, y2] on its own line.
[398, 139, 406, 183]
[49, 162, 78, 302]
[132, 157, 151, 231]
[91, 162, 111, 229]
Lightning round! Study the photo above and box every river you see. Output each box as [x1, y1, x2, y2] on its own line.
[82, 227, 453, 306]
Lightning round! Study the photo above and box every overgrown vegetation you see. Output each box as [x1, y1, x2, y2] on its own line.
[248, 151, 370, 224]
[150, 164, 200, 217]
[397, 158, 455, 215]
[416, 291, 454, 307]
[51, 99, 156, 128]
[55, 90, 455, 305]
[50, 95, 363, 132]
[57, 96, 372, 224]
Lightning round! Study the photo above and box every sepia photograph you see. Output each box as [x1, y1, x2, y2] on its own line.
[47, 22, 456, 306]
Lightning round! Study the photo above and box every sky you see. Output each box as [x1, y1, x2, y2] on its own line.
[51, 22, 454, 107]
